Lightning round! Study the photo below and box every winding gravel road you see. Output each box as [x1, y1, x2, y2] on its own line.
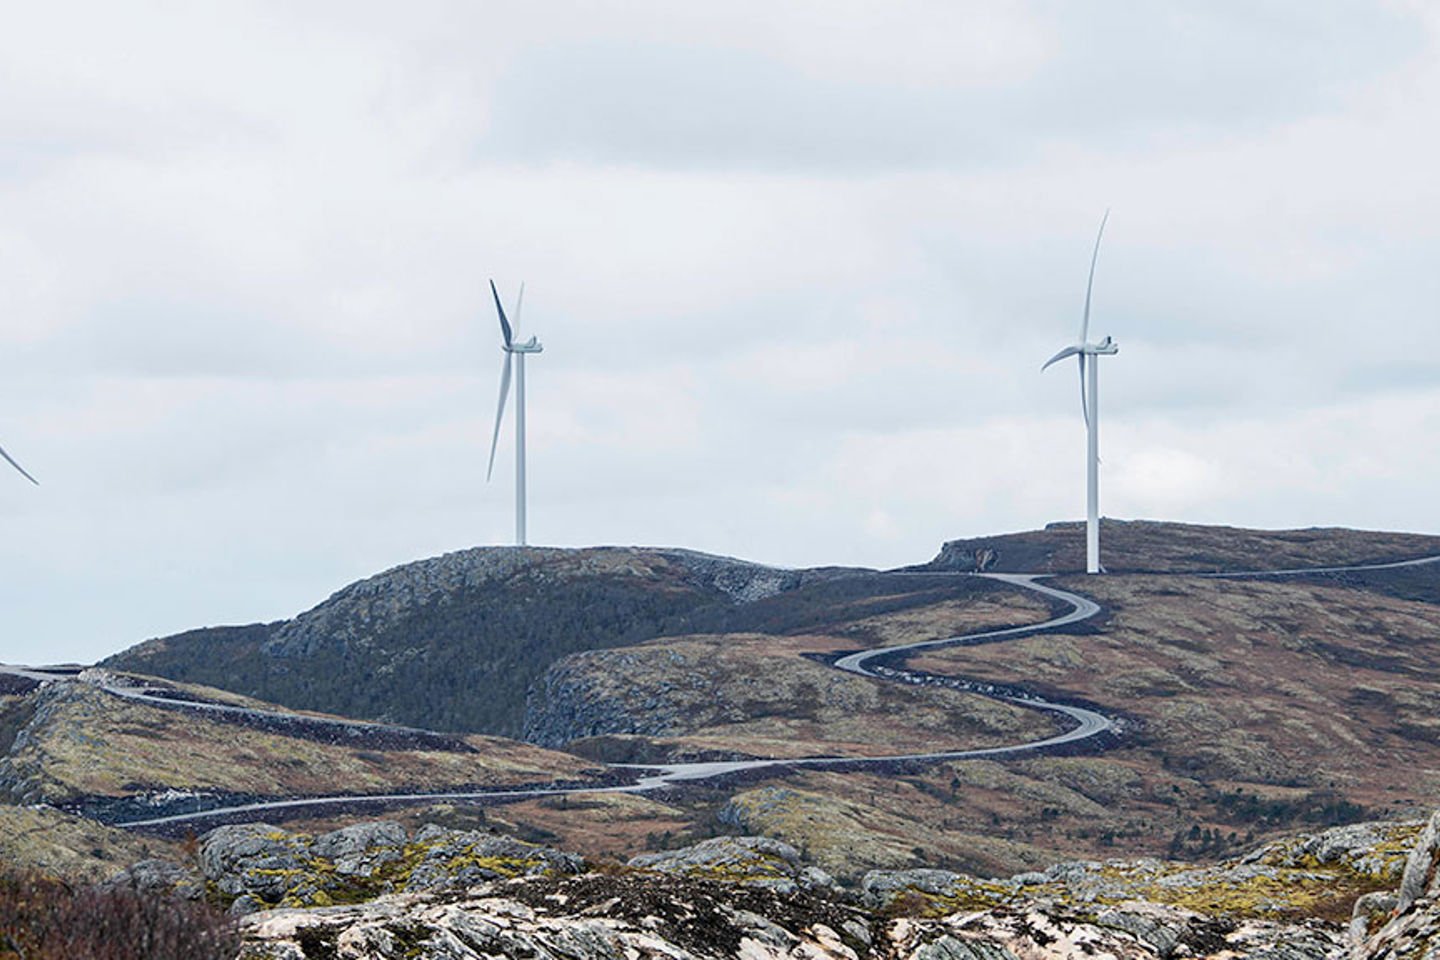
[8, 555, 1439, 830]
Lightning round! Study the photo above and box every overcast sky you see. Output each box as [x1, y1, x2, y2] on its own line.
[3, 1, 1439, 664]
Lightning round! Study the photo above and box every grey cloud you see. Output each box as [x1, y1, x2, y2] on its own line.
[480, 3, 1421, 172]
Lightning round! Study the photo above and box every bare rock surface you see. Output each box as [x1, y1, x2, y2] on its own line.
[239, 872, 878, 960]
[226, 811, 1440, 959]
[200, 820, 581, 914]
[627, 835, 835, 894]
[1357, 808, 1440, 959]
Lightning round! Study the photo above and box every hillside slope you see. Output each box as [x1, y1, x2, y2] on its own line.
[105, 546, 852, 736]
[0, 667, 600, 824]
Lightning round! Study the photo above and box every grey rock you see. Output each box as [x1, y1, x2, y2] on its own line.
[104, 858, 203, 900]
[911, 935, 1019, 960]
[1348, 890, 1397, 954]
[1094, 904, 1190, 956]
[628, 835, 803, 886]
[312, 820, 407, 877]
[229, 894, 267, 917]
[404, 830, 581, 893]
[860, 868, 966, 909]
[1397, 809, 1440, 915]
[200, 823, 308, 899]
[801, 865, 838, 892]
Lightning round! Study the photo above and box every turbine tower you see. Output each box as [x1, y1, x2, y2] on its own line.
[0, 439, 38, 485]
[1043, 211, 1118, 574]
[486, 279, 542, 546]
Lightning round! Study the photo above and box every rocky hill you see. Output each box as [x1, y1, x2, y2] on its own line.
[104, 546, 854, 737]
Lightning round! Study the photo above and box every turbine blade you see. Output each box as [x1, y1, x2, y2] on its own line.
[1080, 208, 1110, 344]
[0, 443, 38, 485]
[489, 279, 513, 348]
[1042, 344, 1082, 371]
[1078, 354, 1089, 428]
[486, 353, 513, 482]
[511, 282, 525, 339]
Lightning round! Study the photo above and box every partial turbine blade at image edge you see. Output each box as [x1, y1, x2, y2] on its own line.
[511, 282, 525, 339]
[486, 354, 513, 482]
[490, 279, 513, 347]
[1081, 208, 1110, 344]
[0, 443, 38, 485]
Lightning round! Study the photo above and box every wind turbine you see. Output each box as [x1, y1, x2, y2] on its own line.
[1043, 211, 1118, 574]
[0, 439, 38, 485]
[485, 279, 542, 546]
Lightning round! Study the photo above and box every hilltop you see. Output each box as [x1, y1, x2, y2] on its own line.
[929, 518, 1440, 578]
[104, 546, 856, 737]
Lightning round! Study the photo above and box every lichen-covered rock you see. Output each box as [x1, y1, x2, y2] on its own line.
[311, 820, 407, 877]
[1246, 817, 1422, 882]
[199, 819, 581, 913]
[628, 835, 827, 893]
[860, 869, 968, 910]
[403, 827, 582, 892]
[200, 823, 311, 902]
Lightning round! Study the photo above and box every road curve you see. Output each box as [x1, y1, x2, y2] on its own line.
[77, 573, 1114, 829]
[25, 555, 1440, 830]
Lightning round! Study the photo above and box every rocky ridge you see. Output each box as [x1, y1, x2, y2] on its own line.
[126, 819, 586, 916]
[220, 812, 1440, 958]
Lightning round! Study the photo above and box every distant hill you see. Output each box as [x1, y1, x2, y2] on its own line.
[927, 519, 1440, 577]
[104, 547, 862, 737]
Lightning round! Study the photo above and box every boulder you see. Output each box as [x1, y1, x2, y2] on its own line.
[860, 869, 967, 910]
[312, 820, 408, 878]
[404, 829, 582, 892]
[104, 858, 203, 900]
[628, 835, 825, 893]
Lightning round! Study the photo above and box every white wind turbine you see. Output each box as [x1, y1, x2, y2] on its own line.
[1043, 211, 1119, 574]
[486, 279, 542, 546]
[1, 438, 38, 485]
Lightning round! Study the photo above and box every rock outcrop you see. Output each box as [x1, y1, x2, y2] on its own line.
[231, 813, 1440, 959]
[198, 820, 581, 915]
[628, 835, 836, 894]
[1355, 808, 1440, 958]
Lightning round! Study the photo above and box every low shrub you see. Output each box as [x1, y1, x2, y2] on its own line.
[0, 867, 238, 960]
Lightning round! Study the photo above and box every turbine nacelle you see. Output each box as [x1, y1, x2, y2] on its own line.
[504, 336, 543, 354]
[1041, 336, 1118, 373]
